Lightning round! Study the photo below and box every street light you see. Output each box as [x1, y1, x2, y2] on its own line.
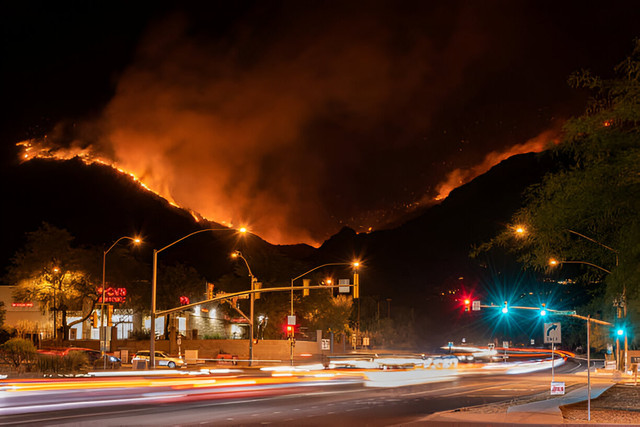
[548, 258, 611, 274]
[231, 250, 256, 366]
[101, 236, 141, 368]
[51, 266, 61, 340]
[150, 228, 245, 368]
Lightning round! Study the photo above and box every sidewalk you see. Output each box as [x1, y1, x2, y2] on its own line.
[419, 381, 617, 426]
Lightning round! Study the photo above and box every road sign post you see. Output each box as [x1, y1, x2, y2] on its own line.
[544, 322, 561, 385]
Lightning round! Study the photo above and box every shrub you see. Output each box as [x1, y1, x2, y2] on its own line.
[65, 350, 90, 371]
[37, 351, 90, 374]
[1, 338, 37, 372]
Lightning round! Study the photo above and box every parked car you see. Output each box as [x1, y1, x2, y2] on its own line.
[131, 350, 185, 368]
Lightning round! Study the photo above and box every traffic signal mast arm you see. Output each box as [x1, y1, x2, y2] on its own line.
[155, 283, 356, 317]
[479, 303, 611, 324]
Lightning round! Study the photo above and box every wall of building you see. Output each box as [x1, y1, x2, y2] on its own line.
[0, 285, 53, 338]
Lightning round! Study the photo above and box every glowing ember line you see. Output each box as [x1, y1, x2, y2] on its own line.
[17, 139, 206, 222]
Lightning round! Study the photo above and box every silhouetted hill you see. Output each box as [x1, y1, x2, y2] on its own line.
[0, 153, 313, 283]
[1, 148, 555, 346]
[310, 151, 555, 343]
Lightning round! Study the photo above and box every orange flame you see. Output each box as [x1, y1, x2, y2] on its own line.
[431, 128, 560, 202]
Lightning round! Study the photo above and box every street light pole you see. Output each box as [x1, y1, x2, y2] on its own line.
[560, 229, 626, 370]
[232, 251, 255, 366]
[150, 228, 241, 368]
[102, 236, 140, 369]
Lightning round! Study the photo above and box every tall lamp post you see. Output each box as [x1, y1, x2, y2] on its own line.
[150, 228, 244, 368]
[52, 266, 60, 340]
[101, 236, 141, 368]
[518, 225, 625, 370]
[231, 251, 256, 366]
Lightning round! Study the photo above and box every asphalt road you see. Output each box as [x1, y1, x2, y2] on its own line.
[1, 360, 584, 426]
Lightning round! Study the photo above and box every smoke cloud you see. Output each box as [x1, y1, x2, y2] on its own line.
[31, 3, 566, 245]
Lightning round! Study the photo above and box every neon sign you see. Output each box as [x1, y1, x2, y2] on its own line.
[97, 287, 127, 303]
[12, 302, 34, 307]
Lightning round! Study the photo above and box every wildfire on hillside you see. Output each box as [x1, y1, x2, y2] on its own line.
[430, 128, 561, 202]
[17, 138, 208, 224]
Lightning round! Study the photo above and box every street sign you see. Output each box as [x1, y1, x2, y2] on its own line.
[550, 381, 565, 395]
[287, 315, 296, 325]
[544, 322, 561, 344]
[321, 339, 330, 350]
[338, 279, 350, 293]
[552, 310, 576, 316]
[472, 300, 481, 311]
[503, 341, 509, 348]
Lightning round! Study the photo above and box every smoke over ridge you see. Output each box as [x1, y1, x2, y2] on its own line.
[21, 4, 562, 245]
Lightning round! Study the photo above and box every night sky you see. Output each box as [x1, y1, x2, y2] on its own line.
[2, 1, 639, 246]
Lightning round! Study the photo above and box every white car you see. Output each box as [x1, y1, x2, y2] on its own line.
[132, 350, 185, 368]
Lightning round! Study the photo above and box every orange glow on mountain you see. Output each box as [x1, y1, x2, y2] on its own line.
[17, 139, 207, 225]
[431, 128, 560, 202]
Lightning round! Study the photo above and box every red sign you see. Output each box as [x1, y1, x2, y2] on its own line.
[98, 287, 127, 303]
[12, 302, 34, 307]
[179, 296, 190, 305]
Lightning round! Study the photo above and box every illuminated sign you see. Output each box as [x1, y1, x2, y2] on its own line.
[179, 296, 190, 305]
[12, 302, 34, 307]
[97, 287, 127, 303]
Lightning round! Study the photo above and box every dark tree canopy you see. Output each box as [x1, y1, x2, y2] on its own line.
[478, 40, 640, 348]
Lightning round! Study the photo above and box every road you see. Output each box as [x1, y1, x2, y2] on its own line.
[0, 359, 585, 426]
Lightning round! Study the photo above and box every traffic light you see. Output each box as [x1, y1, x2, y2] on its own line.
[92, 310, 99, 328]
[303, 279, 310, 297]
[616, 328, 625, 336]
[464, 299, 471, 312]
[353, 273, 360, 299]
[207, 283, 215, 300]
[286, 324, 295, 340]
[107, 304, 113, 326]
[501, 301, 509, 314]
[253, 277, 262, 300]
[540, 303, 547, 317]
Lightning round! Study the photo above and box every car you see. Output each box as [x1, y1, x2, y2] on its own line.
[132, 350, 185, 368]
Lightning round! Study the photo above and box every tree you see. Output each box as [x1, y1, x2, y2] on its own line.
[5, 223, 101, 341]
[1, 338, 37, 372]
[302, 293, 353, 335]
[478, 40, 640, 341]
[155, 263, 206, 338]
